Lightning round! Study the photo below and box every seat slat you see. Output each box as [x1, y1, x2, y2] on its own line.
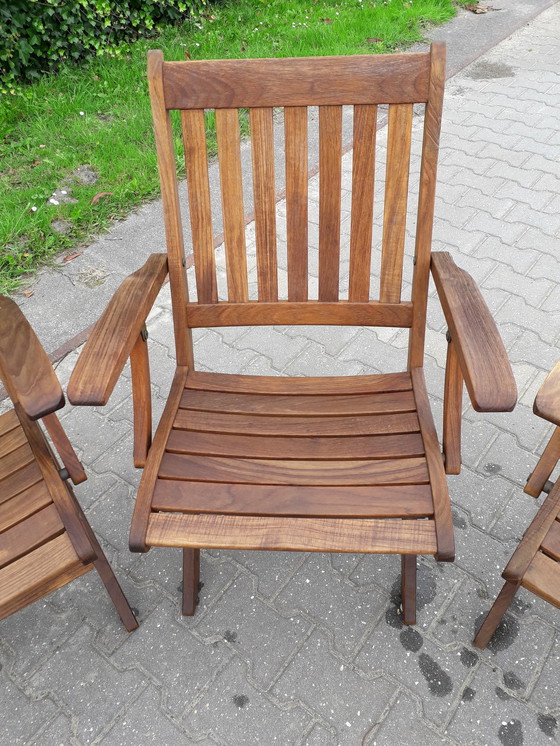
[0, 461, 43, 505]
[541, 519, 560, 561]
[0, 423, 27, 460]
[159, 453, 429, 485]
[380, 103, 413, 303]
[182, 109, 217, 303]
[0, 410, 20, 438]
[318, 105, 342, 301]
[179, 389, 416, 416]
[522, 551, 560, 609]
[216, 108, 248, 302]
[0, 443, 35, 482]
[153, 481, 433, 518]
[0, 503, 63, 569]
[250, 107, 278, 302]
[349, 104, 377, 302]
[147, 512, 438, 554]
[0, 481, 52, 533]
[0, 534, 89, 621]
[185, 370, 412, 395]
[166, 430, 425, 460]
[162, 54, 431, 109]
[285, 106, 308, 301]
[173, 409, 419, 437]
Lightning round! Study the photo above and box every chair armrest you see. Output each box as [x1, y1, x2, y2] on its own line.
[534, 360, 560, 427]
[68, 254, 168, 406]
[431, 251, 517, 413]
[0, 296, 64, 420]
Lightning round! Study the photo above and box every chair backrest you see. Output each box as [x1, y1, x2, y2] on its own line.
[148, 44, 445, 370]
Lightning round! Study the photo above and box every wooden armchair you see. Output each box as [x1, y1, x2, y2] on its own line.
[0, 297, 137, 631]
[474, 362, 560, 648]
[68, 44, 516, 624]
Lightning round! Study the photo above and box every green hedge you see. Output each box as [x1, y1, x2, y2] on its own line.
[0, 0, 206, 92]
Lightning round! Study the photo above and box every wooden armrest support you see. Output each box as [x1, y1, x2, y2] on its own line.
[534, 360, 560, 427]
[0, 296, 64, 420]
[431, 251, 517, 413]
[68, 254, 168, 406]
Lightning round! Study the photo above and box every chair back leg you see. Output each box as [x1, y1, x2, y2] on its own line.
[182, 548, 200, 616]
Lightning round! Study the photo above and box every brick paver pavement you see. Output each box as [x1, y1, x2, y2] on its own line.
[1, 5, 560, 744]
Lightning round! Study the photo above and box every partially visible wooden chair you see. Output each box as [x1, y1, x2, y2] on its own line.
[0, 297, 138, 631]
[68, 44, 517, 624]
[474, 362, 560, 649]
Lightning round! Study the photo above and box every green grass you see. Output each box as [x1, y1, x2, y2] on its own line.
[0, 0, 464, 293]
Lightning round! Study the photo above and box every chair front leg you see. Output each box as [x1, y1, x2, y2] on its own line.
[401, 554, 417, 625]
[182, 548, 200, 616]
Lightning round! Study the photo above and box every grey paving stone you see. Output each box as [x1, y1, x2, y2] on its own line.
[446, 665, 556, 746]
[195, 573, 311, 688]
[112, 600, 231, 716]
[273, 629, 397, 745]
[0, 661, 58, 745]
[29, 625, 145, 744]
[232, 327, 309, 372]
[448, 467, 515, 533]
[220, 549, 308, 600]
[28, 712, 77, 746]
[275, 554, 386, 657]
[186, 656, 311, 745]
[372, 691, 453, 745]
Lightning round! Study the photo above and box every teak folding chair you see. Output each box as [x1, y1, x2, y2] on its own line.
[474, 362, 560, 648]
[0, 297, 137, 631]
[68, 43, 517, 624]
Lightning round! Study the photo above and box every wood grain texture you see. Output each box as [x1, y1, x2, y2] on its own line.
[159, 453, 429, 485]
[541, 520, 560, 561]
[250, 107, 278, 302]
[178, 389, 416, 416]
[0, 296, 64, 420]
[147, 513, 438, 554]
[0, 422, 27, 460]
[349, 104, 377, 302]
[534, 360, 560, 427]
[0, 481, 52, 533]
[525, 427, 560, 497]
[0, 534, 90, 621]
[442, 339, 463, 475]
[431, 251, 517, 412]
[284, 106, 308, 301]
[147, 50, 192, 367]
[318, 105, 342, 301]
[42, 412, 87, 485]
[173, 410, 420, 437]
[162, 54, 431, 109]
[153, 481, 433, 518]
[68, 254, 168, 406]
[185, 370, 412, 395]
[0, 442, 34, 482]
[166, 430, 425, 460]
[408, 42, 446, 368]
[185, 301, 412, 328]
[216, 108, 248, 302]
[380, 104, 413, 303]
[0, 504, 63, 569]
[411, 367, 454, 561]
[0, 461, 43, 505]
[130, 367, 190, 552]
[130, 332, 152, 468]
[182, 109, 218, 304]
[0, 409, 20, 438]
[503, 479, 560, 583]
[522, 552, 560, 609]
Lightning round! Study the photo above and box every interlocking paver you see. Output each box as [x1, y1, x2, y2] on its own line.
[2, 4, 560, 744]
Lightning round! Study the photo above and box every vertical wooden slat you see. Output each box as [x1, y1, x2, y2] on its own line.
[285, 107, 308, 302]
[443, 337, 463, 475]
[408, 42, 446, 369]
[250, 108, 278, 302]
[380, 103, 413, 303]
[349, 105, 377, 302]
[182, 109, 217, 304]
[147, 50, 193, 368]
[216, 108, 248, 302]
[130, 330, 152, 468]
[318, 105, 343, 301]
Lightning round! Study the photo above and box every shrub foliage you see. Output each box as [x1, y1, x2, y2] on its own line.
[0, 0, 205, 92]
